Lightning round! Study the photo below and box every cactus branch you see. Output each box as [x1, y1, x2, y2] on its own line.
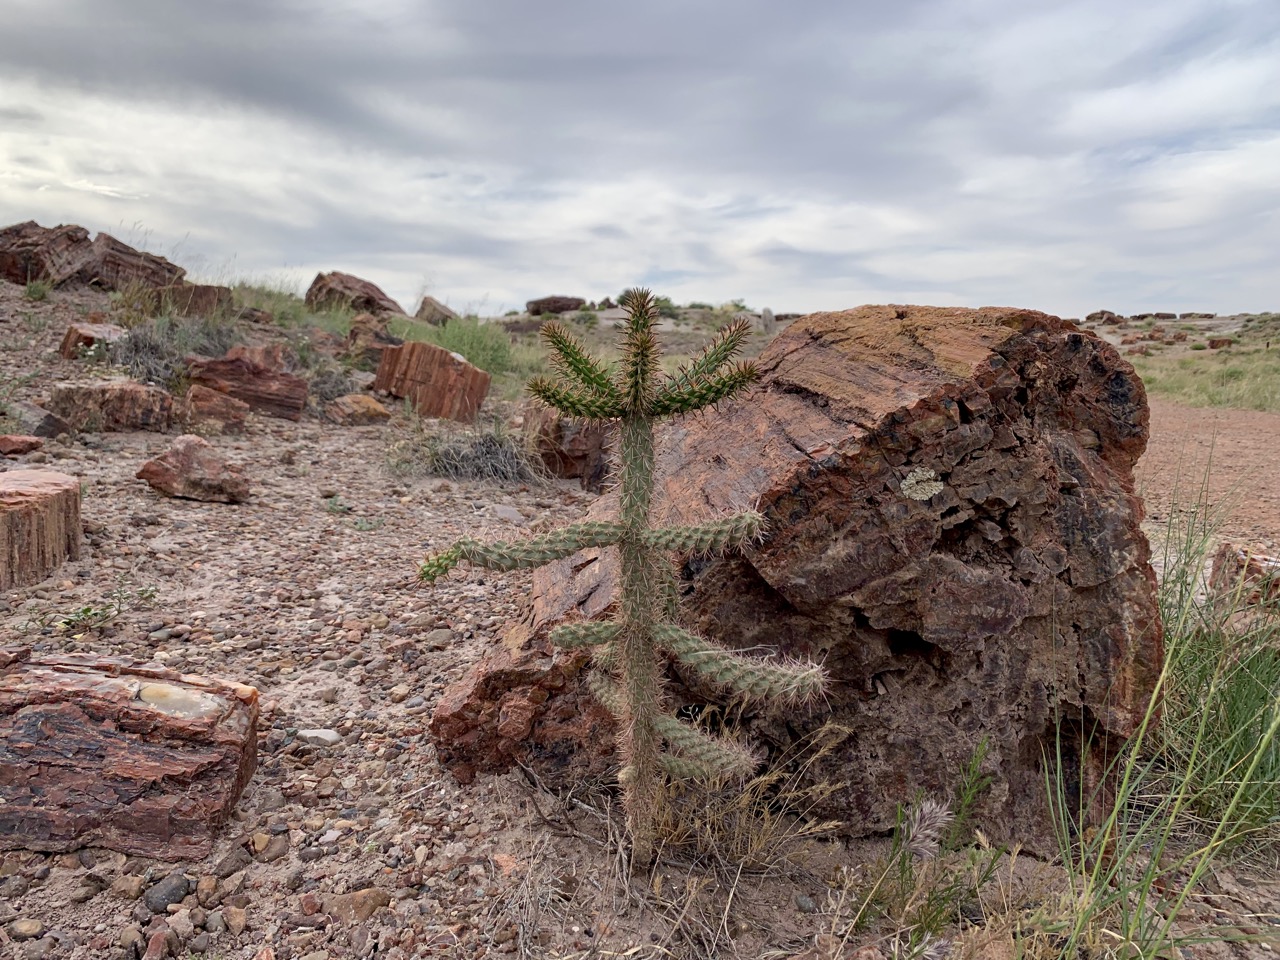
[540, 321, 621, 401]
[527, 375, 626, 420]
[551, 621, 621, 649]
[419, 521, 623, 581]
[644, 511, 765, 556]
[649, 362, 760, 417]
[654, 712, 760, 778]
[655, 623, 828, 706]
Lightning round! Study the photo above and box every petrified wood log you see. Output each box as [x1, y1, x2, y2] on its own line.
[0, 221, 185, 290]
[373, 341, 491, 423]
[0, 470, 81, 591]
[0, 649, 258, 858]
[429, 305, 1162, 848]
[520, 403, 611, 492]
[304, 271, 405, 315]
[186, 356, 308, 421]
[48, 379, 175, 432]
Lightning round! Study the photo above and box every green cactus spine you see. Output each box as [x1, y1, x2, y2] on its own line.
[419, 288, 827, 867]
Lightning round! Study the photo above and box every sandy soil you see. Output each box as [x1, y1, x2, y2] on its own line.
[2, 286, 1280, 959]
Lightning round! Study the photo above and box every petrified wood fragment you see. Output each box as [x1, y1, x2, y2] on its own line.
[0, 470, 81, 591]
[48, 379, 174, 432]
[0, 650, 258, 858]
[186, 356, 308, 421]
[429, 305, 1162, 847]
[373, 341, 491, 423]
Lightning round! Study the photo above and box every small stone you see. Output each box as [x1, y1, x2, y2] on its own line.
[144, 872, 191, 914]
[259, 834, 290, 863]
[195, 875, 218, 907]
[8, 918, 45, 941]
[0, 875, 29, 898]
[22, 938, 55, 960]
[794, 892, 818, 913]
[169, 908, 196, 940]
[388, 683, 410, 704]
[249, 832, 270, 854]
[205, 911, 226, 935]
[424, 628, 453, 650]
[223, 905, 247, 935]
[321, 887, 391, 924]
[119, 925, 145, 950]
[297, 729, 342, 747]
[189, 932, 211, 953]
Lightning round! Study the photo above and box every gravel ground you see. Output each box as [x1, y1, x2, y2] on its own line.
[4, 283, 1280, 960]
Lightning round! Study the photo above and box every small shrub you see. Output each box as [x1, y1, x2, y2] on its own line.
[24, 279, 50, 302]
[385, 410, 544, 484]
[1190, 342, 1208, 350]
[307, 365, 355, 406]
[572, 309, 599, 329]
[404, 316, 513, 375]
[108, 315, 244, 390]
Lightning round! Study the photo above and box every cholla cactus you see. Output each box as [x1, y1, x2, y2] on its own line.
[419, 289, 827, 866]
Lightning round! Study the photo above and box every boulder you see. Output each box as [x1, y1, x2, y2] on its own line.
[179, 385, 250, 435]
[48, 380, 174, 432]
[1, 400, 70, 439]
[0, 648, 258, 859]
[429, 305, 1162, 848]
[414, 296, 459, 326]
[1208, 338, 1233, 350]
[136, 435, 250, 503]
[304, 271, 405, 315]
[224, 342, 287, 372]
[372, 341, 491, 423]
[58, 320, 127, 360]
[1085, 310, 1119, 324]
[186, 357, 308, 421]
[526, 296, 586, 317]
[1209, 542, 1280, 608]
[342, 313, 404, 367]
[0, 436, 43, 456]
[520, 404, 611, 492]
[0, 221, 186, 291]
[326, 394, 391, 426]
[0, 470, 81, 591]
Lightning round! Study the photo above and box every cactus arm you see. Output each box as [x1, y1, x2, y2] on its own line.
[618, 289, 662, 414]
[655, 623, 828, 706]
[540, 321, 622, 401]
[418, 521, 624, 582]
[649, 362, 759, 417]
[527, 376, 626, 420]
[654, 712, 760, 778]
[550, 621, 621, 649]
[653, 317, 753, 398]
[643, 511, 766, 556]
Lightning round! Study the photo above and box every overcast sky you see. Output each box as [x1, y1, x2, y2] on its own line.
[1, 0, 1277, 318]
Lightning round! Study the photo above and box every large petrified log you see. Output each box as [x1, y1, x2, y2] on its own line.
[373, 341, 491, 423]
[429, 305, 1162, 847]
[519, 403, 611, 492]
[0, 470, 81, 591]
[305, 271, 405, 315]
[0, 221, 185, 290]
[186, 356, 308, 421]
[0, 649, 258, 858]
[48, 379, 175, 432]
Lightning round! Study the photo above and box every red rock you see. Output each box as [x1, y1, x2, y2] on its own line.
[373, 341, 491, 423]
[430, 305, 1161, 849]
[520, 403, 611, 492]
[48, 379, 174, 432]
[326, 394, 391, 425]
[179, 385, 250, 434]
[1208, 337, 1233, 349]
[342, 313, 404, 366]
[0, 648, 258, 859]
[304, 271, 405, 315]
[526, 295, 586, 316]
[58, 320, 127, 359]
[1126, 345, 1150, 356]
[224, 342, 287, 372]
[1209, 542, 1280, 607]
[0, 435, 42, 455]
[0, 222, 187, 291]
[4, 400, 70, 439]
[414, 295, 459, 326]
[186, 357, 308, 421]
[0, 469, 81, 591]
[136, 435, 250, 503]
[321, 888, 391, 924]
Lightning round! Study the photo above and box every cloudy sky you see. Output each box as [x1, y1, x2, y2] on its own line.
[1, 0, 1277, 318]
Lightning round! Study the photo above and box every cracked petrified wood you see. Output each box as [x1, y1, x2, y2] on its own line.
[373, 341, 491, 423]
[429, 305, 1163, 848]
[0, 469, 81, 591]
[186, 356, 308, 421]
[0, 649, 258, 858]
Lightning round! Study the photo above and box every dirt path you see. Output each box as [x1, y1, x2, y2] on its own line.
[1137, 397, 1280, 554]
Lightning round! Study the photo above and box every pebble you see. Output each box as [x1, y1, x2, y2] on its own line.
[189, 931, 212, 953]
[7, 918, 44, 940]
[144, 872, 191, 914]
[297, 728, 342, 747]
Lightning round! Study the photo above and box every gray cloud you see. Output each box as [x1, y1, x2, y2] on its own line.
[0, 0, 1277, 316]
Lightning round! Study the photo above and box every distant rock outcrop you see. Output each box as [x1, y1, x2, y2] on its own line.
[526, 296, 586, 316]
[305, 271, 405, 315]
[0, 221, 186, 291]
[415, 295, 460, 326]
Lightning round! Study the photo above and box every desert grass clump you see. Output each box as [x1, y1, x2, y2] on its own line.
[108, 314, 244, 391]
[418, 288, 827, 866]
[386, 408, 545, 484]
[24, 279, 50, 302]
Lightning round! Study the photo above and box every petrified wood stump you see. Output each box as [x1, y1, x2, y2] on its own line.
[429, 305, 1162, 847]
[373, 341, 491, 423]
[0, 470, 81, 591]
[0, 649, 258, 858]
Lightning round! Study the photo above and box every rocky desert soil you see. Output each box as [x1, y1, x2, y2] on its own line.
[3, 282, 1280, 960]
